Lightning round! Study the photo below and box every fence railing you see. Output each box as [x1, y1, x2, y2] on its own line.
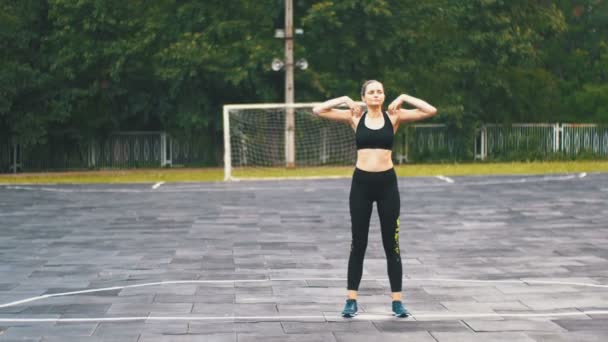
[475, 123, 608, 160]
[0, 132, 205, 173]
[561, 124, 608, 157]
[0, 139, 16, 173]
[89, 132, 169, 169]
[394, 124, 467, 163]
[2, 124, 607, 173]
[476, 124, 559, 160]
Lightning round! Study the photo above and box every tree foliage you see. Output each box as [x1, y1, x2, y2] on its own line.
[1, 0, 606, 164]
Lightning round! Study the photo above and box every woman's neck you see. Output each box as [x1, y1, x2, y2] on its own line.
[367, 105, 383, 118]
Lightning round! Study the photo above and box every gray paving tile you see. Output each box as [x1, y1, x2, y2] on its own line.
[237, 333, 337, 342]
[551, 318, 608, 331]
[277, 304, 343, 315]
[153, 294, 234, 304]
[106, 303, 192, 315]
[138, 333, 236, 342]
[92, 322, 149, 337]
[41, 337, 140, 342]
[334, 331, 437, 342]
[431, 331, 536, 342]
[280, 321, 377, 333]
[22, 304, 111, 315]
[373, 320, 470, 333]
[1, 174, 608, 341]
[0, 323, 97, 338]
[181, 303, 283, 318]
[0, 338, 41, 342]
[527, 331, 608, 342]
[187, 322, 283, 334]
[463, 319, 566, 332]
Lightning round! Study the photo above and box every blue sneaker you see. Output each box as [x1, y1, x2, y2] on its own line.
[392, 301, 410, 318]
[341, 299, 358, 318]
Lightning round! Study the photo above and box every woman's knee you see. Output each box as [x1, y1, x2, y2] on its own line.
[350, 238, 368, 256]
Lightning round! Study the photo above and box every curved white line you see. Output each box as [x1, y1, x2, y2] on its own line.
[0, 277, 606, 310]
[0, 311, 607, 323]
[435, 175, 454, 183]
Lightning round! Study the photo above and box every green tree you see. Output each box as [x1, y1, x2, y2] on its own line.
[1, 0, 606, 169]
[300, 0, 566, 124]
[43, 0, 281, 164]
[545, 0, 608, 122]
[0, 0, 52, 146]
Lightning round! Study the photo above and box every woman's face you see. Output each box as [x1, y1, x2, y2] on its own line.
[362, 81, 385, 107]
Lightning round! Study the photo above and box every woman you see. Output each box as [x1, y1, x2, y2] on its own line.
[312, 80, 437, 318]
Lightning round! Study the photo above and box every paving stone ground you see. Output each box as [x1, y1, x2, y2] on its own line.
[0, 172, 607, 341]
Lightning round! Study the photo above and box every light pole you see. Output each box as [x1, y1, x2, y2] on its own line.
[285, 0, 295, 168]
[273, 0, 307, 168]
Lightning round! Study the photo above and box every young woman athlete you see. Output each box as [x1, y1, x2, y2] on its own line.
[313, 80, 437, 318]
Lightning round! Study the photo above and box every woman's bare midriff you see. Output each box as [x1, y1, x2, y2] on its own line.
[355, 149, 394, 171]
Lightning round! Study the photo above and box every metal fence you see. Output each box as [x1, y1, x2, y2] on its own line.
[478, 124, 559, 160]
[2, 124, 608, 173]
[0, 132, 211, 173]
[0, 139, 14, 173]
[476, 123, 608, 160]
[561, 124, 608, 158]
[394, 124, 468, 163]
[89, 132, 169, 169]
[396, 123, 608, 162]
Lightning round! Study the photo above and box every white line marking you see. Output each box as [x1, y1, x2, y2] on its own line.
[413, 311, 608, 318]
[152, 181, 165, 189]
[579, 172, 587, 178]
[0, 311, 607, 323]
[230, 175, 351, 181]
[544, 175, 575, 181]
[435, 175, 454, 183]
[0, 316, 322, 323]
[439, 174, 583, 187]
[1, 277, 606, 310]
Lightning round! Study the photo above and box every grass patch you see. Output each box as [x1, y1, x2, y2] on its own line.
[0, 161, 607, 184]
[394, 161, 608, 177]
[0, 168, 224, 184]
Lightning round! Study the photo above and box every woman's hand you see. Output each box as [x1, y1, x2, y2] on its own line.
[344, 97, 363, 118]
[390, 94, 438, 124]
[388, 95, 404, 115]
[350, 103, 362, 118]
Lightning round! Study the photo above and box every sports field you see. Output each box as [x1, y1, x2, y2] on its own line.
[1, 171, 607, 341]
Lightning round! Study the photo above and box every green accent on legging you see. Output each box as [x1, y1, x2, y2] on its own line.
[394, 216, 400, 254]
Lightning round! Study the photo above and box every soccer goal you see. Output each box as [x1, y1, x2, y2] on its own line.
[223, 103, 357, 180]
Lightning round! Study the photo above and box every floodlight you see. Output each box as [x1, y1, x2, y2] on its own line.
[271, 58, 284, 71]
[296, 58, 308, 70]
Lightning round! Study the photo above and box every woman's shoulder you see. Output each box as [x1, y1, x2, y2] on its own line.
[385, 110, 399, 124]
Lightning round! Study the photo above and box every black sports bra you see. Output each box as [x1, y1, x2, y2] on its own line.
[355, 111, 394, 150]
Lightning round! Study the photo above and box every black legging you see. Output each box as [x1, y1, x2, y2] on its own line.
[348, 167, 402, 292]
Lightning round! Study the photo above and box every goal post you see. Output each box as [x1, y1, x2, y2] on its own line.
[223, 103, 357, 181]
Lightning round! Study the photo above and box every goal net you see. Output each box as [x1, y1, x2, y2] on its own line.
[223, 103, 357, 180]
